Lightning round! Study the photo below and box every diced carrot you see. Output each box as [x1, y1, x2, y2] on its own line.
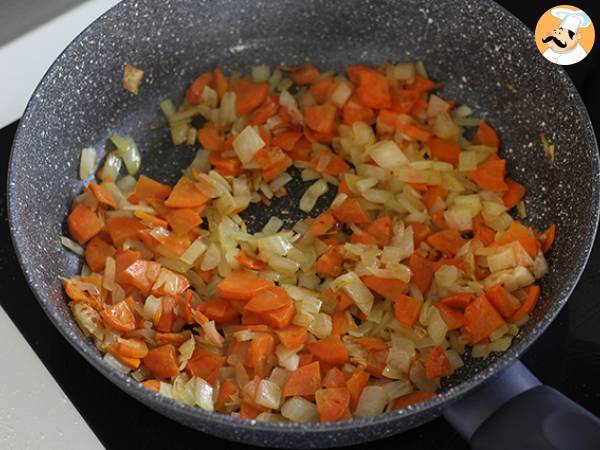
[209, 152, 244, 177]
[309, 211, 336, 237]
[304, 104, 337, 134]
[134, 211, 169, 229]
[431, 210, 447, 230]
[155, 332, 191, 346]
[350, 227, 377, 245]
[364, 216, 392, 246]
[463, 295, 506, 344]
[330, 310, 350, 336]
[283, 361, 321, 397]
[197, 121, 222, 152]
[494, 221, 541, 257]
[389, 87, 420, 113]
[84, 236, 116, 272]
[346, 370, 369, 410]
[486, 284, 520, 319]
[143, 344, 180, 379]
[407, 76, 437, 94]
[394, 294, 423, 329]
[401, 121, 433, 142]
[240, 402, 266, 420]
[346, 65, 373, 83]
[117, 338, 149, 359]
[141, 379, 161, 392]
[440, 292, 472, 309]
[362, 276, 407, 301]
[473, 121, 500, 148]
[309, 75, 336, 104]
[355, 337, 388, 351]
[426, 229, 466, 256]
[342, 95, 375, 125]
[245, 287, 291, 313]
[248, 334, 275, 378]
[134, 175, 172, 201]
[292, 63, 320, 85]
[510, 284, 541, 323]
[316, 246, 344, 277]
[409, 252, 434, 295]
[88, 182, 117, 209]
[275, 325, 308, 349]
[429, 138, 460, 167]
[163, 208, 202, 236]
[272, 130, 303, 152]
[213, 67, 228, 99]
[392, 391, 436, 410]
[309, 147, 349, 177]
[217, 270, 273, 300]
[260, 300, 295, 329]
[540, 223, 556, 253]
[315, 387, 351, 422]
[186, 72, 214, 105]
[100, 299, 137, 333]
[338, 177, 356, 197]
[468, 159, 508, 192]
[366, 348, 388, 378]
[323, 367, 347, 388]
[249, 93, 279, 125]
[332, 198, 370, 224]
[119, 260, 161, 294]
[64, 275, 103, 309]
[425, 346, 453, 380]
[307, 335, 348, 366]
[298, 353, 315, 367]
[408, 222, 432, 248]
[288, 136, 312, 161]
[436, 304, 466, 330]
[230, 79, 269, 115]
[197, 299, 240, 324]
[215, 379, 238, 412]
[67, 204, 103, 244]
[105, 217, 145, 246]
[475, 224, 497, 247]
[409, 182, 429, 193]
[357, 70, 391, 109]
[502, 179, 526, 209]
[236, 250, 267, 270]
[164, 177, 210, 208]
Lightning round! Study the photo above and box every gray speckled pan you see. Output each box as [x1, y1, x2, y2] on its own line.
[7, 0, 600, 448]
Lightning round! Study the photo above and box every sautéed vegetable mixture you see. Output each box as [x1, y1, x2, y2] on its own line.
[62, 61, 556, 423]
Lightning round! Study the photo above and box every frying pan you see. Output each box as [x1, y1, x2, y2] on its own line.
[7, 0, 600, 448]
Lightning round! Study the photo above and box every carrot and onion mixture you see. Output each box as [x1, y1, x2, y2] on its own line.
[62, 61, 555, 423]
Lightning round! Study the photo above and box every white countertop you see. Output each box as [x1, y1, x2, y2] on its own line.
[1, 1, 120, 448]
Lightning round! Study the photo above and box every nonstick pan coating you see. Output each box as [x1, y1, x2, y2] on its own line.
[8, 0, 599, 447]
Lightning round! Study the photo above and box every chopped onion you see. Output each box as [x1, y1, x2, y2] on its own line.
[233, 125, 265, 165]
[219, 91, 237, 126]
[488, 248, 516, 272]
[256, 379, 282, 409]
[308, 312, 332, 339]
[382, 380, 413, 400]
[367, 140, 408, 169]
[331, 82, 352, 108]
[435, 265, 459, 288]
[333, 272, 374, 315]
[70, 302, 104, 341]
[262, 216, 284, 235]
[281, 397, 319, 423]
[60, 236, 84, 256]
[79, 147, 97, 180]
[251, 65, 271, 83]
[432, 112, 461, 140]
[200, 243, 221, 271]
[299, 179, 329, 213]
[180, 237, 208, 266]
[444, 207, 472, 231]
[458, 151, 478, 172]
[391, 63, 415, 81]
[159, 99, 176, 119]
[354, 386, 388, 418]
[532, 251, 549, 279]
[104, 353, 131, 373]
[99, 152, 122, 181]
[194, 377, 215, 412]
[276, 345, 300, 371]
[102, 256, 116, 291]
[202, 320, 225, 347]
[268, 255, 300, 274]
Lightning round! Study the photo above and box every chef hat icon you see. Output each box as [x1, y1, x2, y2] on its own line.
[551, 7, 592, 33]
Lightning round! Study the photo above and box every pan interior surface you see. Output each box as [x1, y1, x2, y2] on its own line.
[8, 0, 599, 448]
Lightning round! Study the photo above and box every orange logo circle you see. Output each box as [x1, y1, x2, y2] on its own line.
[535, 5, 595, 65]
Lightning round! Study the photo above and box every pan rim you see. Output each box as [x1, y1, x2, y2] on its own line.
[6, 0, 600, 441]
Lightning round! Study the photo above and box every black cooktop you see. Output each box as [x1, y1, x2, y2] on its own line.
[1, 1, 599, 449]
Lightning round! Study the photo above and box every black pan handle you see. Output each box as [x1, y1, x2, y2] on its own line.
[443, 360, 600, 450]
